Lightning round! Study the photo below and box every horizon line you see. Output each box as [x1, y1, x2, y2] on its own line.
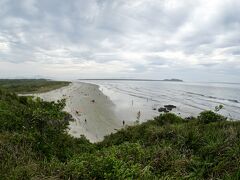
[77, 78, 183, 82]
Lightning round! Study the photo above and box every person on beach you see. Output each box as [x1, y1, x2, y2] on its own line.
[137, 111, 141, 121]
[85, 118, 87, 123]
[122, 120, 125, 126]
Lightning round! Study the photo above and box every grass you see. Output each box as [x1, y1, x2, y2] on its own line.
[0, 79, 70, 93]
[0, 86, 239, 179]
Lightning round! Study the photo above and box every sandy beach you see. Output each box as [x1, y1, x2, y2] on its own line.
[35, 82, 122, 142]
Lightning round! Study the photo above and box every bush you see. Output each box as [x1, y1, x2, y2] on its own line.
[154, 113, 185, 125]
[1, 88, 240, 179]
[198, 111, 227, 124]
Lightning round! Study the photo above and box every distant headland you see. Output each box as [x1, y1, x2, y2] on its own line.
[162, 79, 183, 82]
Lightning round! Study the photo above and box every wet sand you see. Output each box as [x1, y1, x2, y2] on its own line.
[35, 82, 122, 142]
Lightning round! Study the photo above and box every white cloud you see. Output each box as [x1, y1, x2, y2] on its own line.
[0, 0, 239, 81]
[0, 36, 10, 53]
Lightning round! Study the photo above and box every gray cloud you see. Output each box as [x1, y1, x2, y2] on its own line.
[0, 0, 239, 81]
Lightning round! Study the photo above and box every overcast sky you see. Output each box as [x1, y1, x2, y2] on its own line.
[0, 0, 239, 82]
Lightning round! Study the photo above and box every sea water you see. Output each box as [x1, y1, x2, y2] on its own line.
[80, 80, 240, 122]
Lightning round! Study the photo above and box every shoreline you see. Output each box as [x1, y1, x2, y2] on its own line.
[82, 80, 240, 121]
[35, 82, 122, 142]
[32, 80, 240, 143]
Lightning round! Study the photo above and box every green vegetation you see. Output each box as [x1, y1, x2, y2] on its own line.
[0, 79, 70, 93]
[0, 89, 240, 179]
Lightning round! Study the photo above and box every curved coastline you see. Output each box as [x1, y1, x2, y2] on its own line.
[35, 82, 122, 142]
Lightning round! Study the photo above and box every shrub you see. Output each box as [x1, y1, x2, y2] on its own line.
[198, 111, 227, 124]
[154, 113, 185, 126]
[1, 88, 240, 179]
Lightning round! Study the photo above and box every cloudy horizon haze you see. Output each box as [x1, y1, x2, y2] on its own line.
[0, 0, 240, 82]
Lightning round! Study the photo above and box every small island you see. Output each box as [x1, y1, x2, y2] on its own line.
[162, 78, 183, 82]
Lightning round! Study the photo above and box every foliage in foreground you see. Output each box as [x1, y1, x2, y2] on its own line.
[0, 79, 70, 93]
[0, 89, 240, 179]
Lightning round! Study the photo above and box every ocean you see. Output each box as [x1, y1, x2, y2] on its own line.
[79, 80, 240, 122]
